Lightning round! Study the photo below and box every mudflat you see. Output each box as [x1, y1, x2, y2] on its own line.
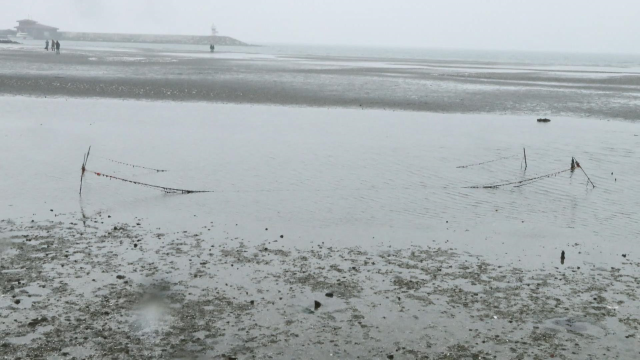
[0, 45, 639, 120]
[1, 43, 640, 359]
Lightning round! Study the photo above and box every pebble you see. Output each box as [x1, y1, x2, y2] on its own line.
[314, 300, 322, 310]
[14, 299, 20, 305]
[325, 292, 334, 298]
[116, 275, 125, 280]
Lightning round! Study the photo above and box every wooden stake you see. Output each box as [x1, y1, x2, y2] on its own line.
[523, 148, 527, 170]
[79, 146, 91, 195]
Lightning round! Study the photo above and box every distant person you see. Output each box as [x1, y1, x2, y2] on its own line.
[55, 40, 60, 54]
[210, 44, 215, 53]
[45, 40, 49, 51]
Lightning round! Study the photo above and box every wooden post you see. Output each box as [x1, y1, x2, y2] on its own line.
[523, 148, 527, 170]
[79, 146, 91, 195]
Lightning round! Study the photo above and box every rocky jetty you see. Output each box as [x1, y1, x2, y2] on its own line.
[59, 31, 249, 46]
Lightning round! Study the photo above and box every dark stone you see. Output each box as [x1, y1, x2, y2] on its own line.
[27, 316, 48, 327]
[537, 118, 551, 123]
[116, 275, 125, 280]
[13, 299, 20, 305]
[622, 254, 627, 258]
[387, 355, 395, 359]
[280, 235, 284, 239]
[134, 244, 138, 248]
[314, 300, 322, 310]
[561, 250, 565, 265]
[325, 292, 334, 298]
[250, 300, 255, 305]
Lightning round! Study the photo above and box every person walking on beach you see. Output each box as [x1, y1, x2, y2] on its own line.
[45, 40, 49, 51]
[55, 40, 60, 54]
[210, 44, 215, 53]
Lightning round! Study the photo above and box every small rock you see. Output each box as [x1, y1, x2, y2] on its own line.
[325, 292, 334, 298]
[622, 254, 627, 258]
[314, 300, 322, 310]
[27, 317, 48, 327]
[280, 235, 284, 239]
[116, 275, 125, 280]
[50, 209, 53, 212]
[250, 300, 255, 305]
[387, 355, 395, 360]
[13, 299, 20, 305]
[134, 244, 138, 248]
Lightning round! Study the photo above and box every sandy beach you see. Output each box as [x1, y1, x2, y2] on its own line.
[1, 42, 640, 360]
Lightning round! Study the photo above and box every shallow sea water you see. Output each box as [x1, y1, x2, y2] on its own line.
[1, 96, 638, 271]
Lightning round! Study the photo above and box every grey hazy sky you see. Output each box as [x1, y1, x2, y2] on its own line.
[1, 0, 638, 53]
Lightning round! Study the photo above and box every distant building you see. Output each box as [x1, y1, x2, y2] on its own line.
[15, 19, 59, 39]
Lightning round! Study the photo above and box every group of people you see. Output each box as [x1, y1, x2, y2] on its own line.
[45, 40, 61, 54]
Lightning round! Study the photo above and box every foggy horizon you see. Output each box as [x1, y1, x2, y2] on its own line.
[1, 0, 639, 54]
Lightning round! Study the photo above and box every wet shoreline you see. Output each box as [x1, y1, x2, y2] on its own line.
[1, 217, 639, 359]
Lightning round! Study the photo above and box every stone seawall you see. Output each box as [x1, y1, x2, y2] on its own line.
[59, 32, 248, 46]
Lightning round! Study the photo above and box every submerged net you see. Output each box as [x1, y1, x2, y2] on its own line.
[97, 156, 169, 172]
[86, 170, 213, 194]
[456, 155, 520, 169]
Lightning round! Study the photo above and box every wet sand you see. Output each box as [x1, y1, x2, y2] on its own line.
[2, 217, 639, 359]
[0, 46, 639, 120]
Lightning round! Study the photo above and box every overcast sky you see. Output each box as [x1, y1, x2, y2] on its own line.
[1, 0, 638, 53]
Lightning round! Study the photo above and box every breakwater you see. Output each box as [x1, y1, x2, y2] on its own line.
[59, 31, 248, 46]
